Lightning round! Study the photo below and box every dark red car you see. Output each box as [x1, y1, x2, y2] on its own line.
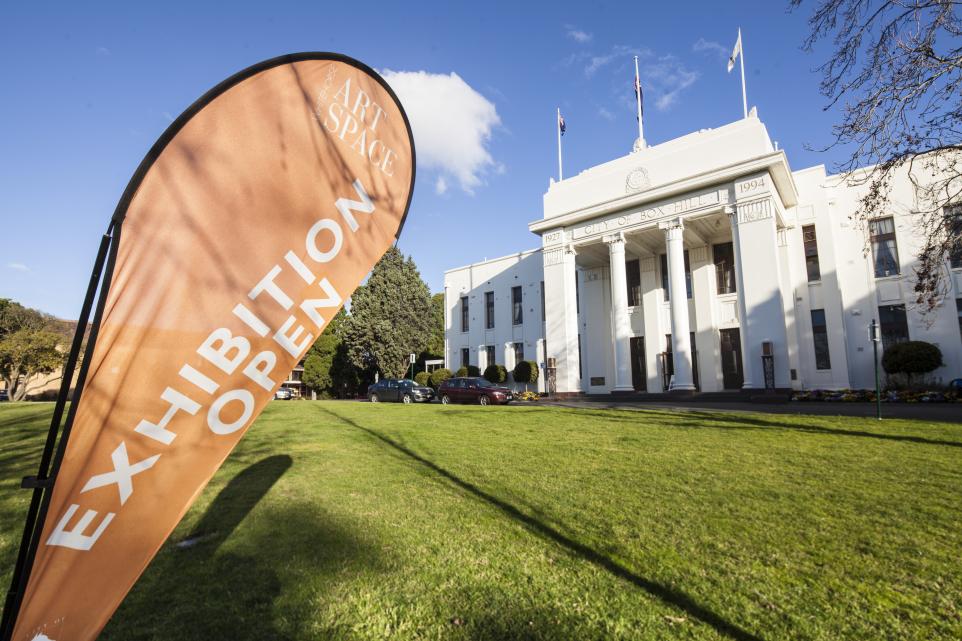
[437, 377, 513, 405]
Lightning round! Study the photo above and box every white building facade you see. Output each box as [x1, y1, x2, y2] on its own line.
[443, 116, 962, 395]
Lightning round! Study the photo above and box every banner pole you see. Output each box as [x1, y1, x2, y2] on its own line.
[556, 107, 563, 181]
[739, 28, 748, 119]
[0, 223, 120, 641]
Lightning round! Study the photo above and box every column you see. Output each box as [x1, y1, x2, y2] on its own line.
[727, 207, 755, 389]
[542, 241, 581, 393]
[659, 218, 696, 391]
[605, 233, 634, 392]
[504, 341, 513, 372]
[478, 344, 488, 371]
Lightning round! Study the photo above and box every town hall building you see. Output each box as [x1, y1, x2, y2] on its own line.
[442, 114, 962, 395]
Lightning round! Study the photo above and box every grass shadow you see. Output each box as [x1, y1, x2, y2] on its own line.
[318, 406, 763, 641]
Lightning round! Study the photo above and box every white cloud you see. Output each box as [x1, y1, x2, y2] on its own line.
[7, 262, 29, 272]
[435, 176, 448, 195]
[597, 106, 615, 121]
[381, 69, 501, 195]
[693, 38, 727, 59]
[644, 56, 699, 111]
[96, 46, 110, 56]
[565, 25, 593, 43]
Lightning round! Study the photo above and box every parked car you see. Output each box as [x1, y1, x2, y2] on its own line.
[437, 377, 513, 405]
[274, 387, 293, 400]
[367, 379, 434, 403]
[0, 389, 8, 402]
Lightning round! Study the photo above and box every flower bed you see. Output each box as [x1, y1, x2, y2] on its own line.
[791, 388, 962, 403]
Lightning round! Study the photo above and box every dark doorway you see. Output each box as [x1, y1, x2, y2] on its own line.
[720, 328, 744, 390]
[661, 333, 700, 391]
[629, 337, 647, 391]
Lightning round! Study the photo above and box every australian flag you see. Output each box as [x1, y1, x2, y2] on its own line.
[634, 76, 644, 119]
[558, 112, 566, 136]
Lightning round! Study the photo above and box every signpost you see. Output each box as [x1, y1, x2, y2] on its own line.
[869, 319, 882, 420]
[409, 353, 416, 380]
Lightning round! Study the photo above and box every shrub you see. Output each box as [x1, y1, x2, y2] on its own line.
[483, 364, 508, 384]
[882, 341, 943, 387]
[455, 365, 480, 377]
[414, 371, 430, 387]
[428, 368, 452, 390]
[513, 360, 539, 390]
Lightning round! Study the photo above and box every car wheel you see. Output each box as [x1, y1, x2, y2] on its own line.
[441, 394, 451, 405]
[479, 394, 489, 406]
[402, 394, 412, 404]
[370, 393, 379, 403]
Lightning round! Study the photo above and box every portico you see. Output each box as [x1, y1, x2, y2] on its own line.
[531, 117, 798, 395]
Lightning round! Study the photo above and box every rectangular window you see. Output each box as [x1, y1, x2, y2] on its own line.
[956, 298, 962, 343]
[878, 304, 910, 349]
[513, 342, 524, 365]
[512, 286, 523, 325]
[660, 251, 692, 301]
[486, 345, 496, 367]
[947, 204, 962, 269]
[485, 291, 495, 329]
[540, 281, 546, 321]
[869, 217, 900, 277]
[803, 224, 821, 282]
[461, 347, 470, 367]
[460, 296, 469, 332]
[626, 258, 641, 306]
[577, 334, 582, 379]
[575, 270, 580, 314]
[810, 309, 831, 370]
[712, 242, 736, 295]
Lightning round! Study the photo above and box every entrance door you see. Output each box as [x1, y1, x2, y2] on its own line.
[629, 337, 647, 391]
[720, 328, 744, 390]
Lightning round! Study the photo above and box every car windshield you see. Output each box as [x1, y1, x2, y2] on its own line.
[476, 379, 496, 388]
[398, 379, 416, 386]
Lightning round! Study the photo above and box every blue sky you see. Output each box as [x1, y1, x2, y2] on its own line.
[1, 1, 845, 319]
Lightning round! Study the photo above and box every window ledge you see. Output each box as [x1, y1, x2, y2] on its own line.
[874, 274, 901, 282]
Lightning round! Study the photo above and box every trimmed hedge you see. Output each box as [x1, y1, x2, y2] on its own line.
[882, 341, 943, 385]
[428, 368, 452, 390]
[513, 360, 539, 385]
[456, 365, 480, 377]
[414, 371, 430, 387]
[483, 364, 508, 384]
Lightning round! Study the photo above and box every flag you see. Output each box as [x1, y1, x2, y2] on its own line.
[7, 53, 415, 641]
[728, 30, 742, 73]
[634, 75, 644, 118]
[558, 112, 566, 136]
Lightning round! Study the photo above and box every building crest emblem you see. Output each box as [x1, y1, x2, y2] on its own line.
[625, 167, 650, 194]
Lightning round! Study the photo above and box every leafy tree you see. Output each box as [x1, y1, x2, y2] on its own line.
[513, 360, 539, 391]
[791, 0, 962, 310]
[414, 371, 430, 386]
[456, 365, 480, 377]
[0, 299, 73, 401]
[423, 293, 445, 359]
[342, 247, 433, 379]
[303, 309, 363, 398]
[483, 364, 507, 384]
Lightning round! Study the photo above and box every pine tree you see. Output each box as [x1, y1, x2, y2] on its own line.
[342, 247, 434, 379]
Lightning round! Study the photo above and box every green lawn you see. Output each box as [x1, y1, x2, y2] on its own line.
[2, 401, 961, 640]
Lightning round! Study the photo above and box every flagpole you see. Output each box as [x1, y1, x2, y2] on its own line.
[557, 107, 563, 181]
[739, 27, 747, 118]
[634, 56, 645, 147]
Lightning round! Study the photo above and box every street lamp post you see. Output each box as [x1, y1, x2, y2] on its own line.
[869, 319, 881, 420]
